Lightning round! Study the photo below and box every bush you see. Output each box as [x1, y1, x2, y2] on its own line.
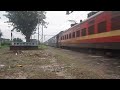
[1, 42, 10, 46]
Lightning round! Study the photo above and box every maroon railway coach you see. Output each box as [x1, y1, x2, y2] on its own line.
[58, 11, 120, 50]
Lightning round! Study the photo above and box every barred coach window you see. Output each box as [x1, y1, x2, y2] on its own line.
[111, 16, 120, 30]
[76, 30, 80, 37]
[65, 35, 66, 40]
[61, 37, 62, 40]
[88, 25, 94, 35]
[67, 34, 68, 39]
[98, 21, 106, 33]
[72, 32, 75, 38]
[69, 33, 71, 39]
[63, 36, 64, 40]
[81, 28, 86, 36]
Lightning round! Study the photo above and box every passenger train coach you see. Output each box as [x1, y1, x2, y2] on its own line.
[45, 11, 120, 50]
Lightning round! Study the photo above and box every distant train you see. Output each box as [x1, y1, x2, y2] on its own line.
[45, 11, 120, 50]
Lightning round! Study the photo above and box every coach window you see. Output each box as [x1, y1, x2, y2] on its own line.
[88, 25, 94, 35]
[111, 16, 120, 30]
[72, 32, 75, 38]
[98, 21, 106, 33]
[81, 28, 86, 36]
[66, 35, 68, 39]
[67, 34, 68, 39]
[76, 30, 80, 37]
[69, 33, 71, 39]
[61, 37, 62, 40]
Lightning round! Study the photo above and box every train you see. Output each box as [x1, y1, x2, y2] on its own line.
[45, 11, 120, 50]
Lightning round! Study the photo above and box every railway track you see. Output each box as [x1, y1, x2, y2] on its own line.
[59, 46, 120, 58]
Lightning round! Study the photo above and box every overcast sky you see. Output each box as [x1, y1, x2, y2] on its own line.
[0, 11, 91, 42]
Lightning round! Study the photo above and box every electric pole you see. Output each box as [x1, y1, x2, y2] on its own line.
[11, 30, 12, 41]
[41, 21, 43, 43]
[38, 23, 40, 45]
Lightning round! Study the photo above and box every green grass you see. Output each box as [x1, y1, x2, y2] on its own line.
[0, 45, 9, 49]
[39, 44, 48, 50]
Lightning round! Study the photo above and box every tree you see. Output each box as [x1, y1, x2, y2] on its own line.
[66, 11, 73, 15]
[13, 38, 23, 42]
[4, 11, 47, 42]
[0, 30, 3, 38]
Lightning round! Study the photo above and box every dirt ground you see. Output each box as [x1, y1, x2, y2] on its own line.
[0, 46, 120, 79]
